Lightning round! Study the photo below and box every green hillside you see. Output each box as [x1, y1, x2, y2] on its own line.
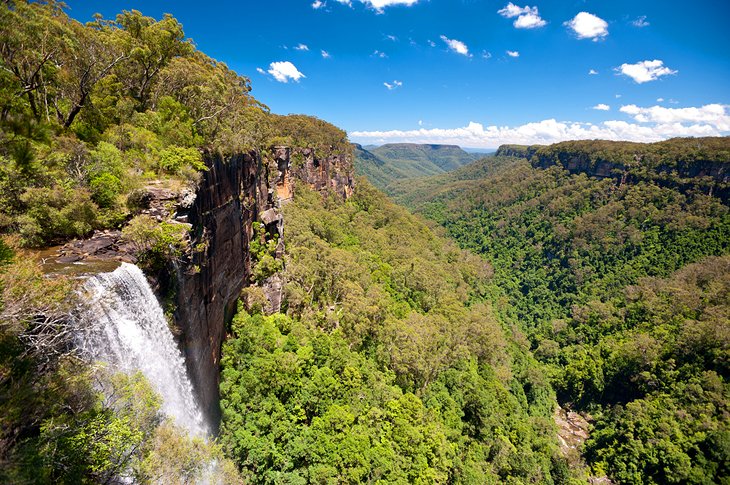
[220, 182, 568, 484]
[371, 143, 477, 172]
[354, 143, 478, 191]
[391, 137, 730, 484]
[352, 143, 401, 191]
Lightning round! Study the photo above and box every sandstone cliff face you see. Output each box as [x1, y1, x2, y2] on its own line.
[530, 151, 729, 201]
[174, 152, 257, 426]
[275, 146, 354, 202]
[496, 143, 729, 202]
[174, 147, 353, 427]
[495, 145, 540, 160]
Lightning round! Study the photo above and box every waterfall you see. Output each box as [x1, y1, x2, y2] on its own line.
[77, 262, 210, 437]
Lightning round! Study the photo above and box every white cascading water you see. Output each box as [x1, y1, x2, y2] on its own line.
[77, 262, 210, 437]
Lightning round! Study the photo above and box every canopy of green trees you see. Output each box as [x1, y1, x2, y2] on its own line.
[220, 182, 571, 484]
[389, 144, 730, 484]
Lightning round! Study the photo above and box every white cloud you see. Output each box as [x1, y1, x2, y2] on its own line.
[482, 50, 492, 59]
[514, 13, 547, 28]
[321, 50, 331, 58]
[565, 12, 608, 40]
[256, 67, 266, 75]
[632, 15, 649, 27]
[267, 61, 305, 83]
[373, 50, 388, 58]
[593, 104, 610, 111]
[362, 0, 418, 12]
[440, 35, 471, 56]
[321, 0, 418, 11]
[385, 34, 398, 41]
[498, 2, 530, 18]
[615, 94, 622, 98]
[294, 43, 309, 51]
[498, 3, 547, 29]
[384, 80, 403, 90]
[589, 69, 598, 75]
[617, 59, 677, 83]
[619, 104, 729, 130]
[657, 97, 664, 102]
[427, 39, 436, 47]
[507, 50, 520, 57]
[350, 104, 729, 148]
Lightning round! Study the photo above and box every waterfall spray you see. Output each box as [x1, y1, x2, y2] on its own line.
[77, 262, 210, 437]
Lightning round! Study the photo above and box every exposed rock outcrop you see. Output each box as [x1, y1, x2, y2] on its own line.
[44, 146, 353, 426]
[174, 146, 353, 427]
[496, 138, 730, 202]
[173, 151, 258, 426]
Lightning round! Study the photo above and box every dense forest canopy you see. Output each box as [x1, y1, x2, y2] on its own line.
[387, 140, 730, 484]
[220, 183, 569, 484]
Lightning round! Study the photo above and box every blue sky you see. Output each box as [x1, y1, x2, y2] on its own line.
[66, 0, 730, 148]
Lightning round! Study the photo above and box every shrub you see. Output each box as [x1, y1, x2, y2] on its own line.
[126, 189, 152, 214]
[157, 146, 206, 176]
[17, 187, 98, 246]
[121, 215, 188, 271]
[90, 173, 123, 208]
[89, 141, 124, 180]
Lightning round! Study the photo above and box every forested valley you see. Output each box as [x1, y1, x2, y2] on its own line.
[387, 139, 730, 484]
[0, 1, 728, 484]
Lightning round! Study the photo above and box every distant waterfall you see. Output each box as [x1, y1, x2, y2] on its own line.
[77, 263, 210, 437]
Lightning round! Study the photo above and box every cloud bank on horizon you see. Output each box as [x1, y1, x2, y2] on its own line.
[351, 104, 730, 148]
[118, 0, 727, 148]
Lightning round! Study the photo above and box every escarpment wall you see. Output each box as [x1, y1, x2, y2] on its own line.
[496, 142, 729, 202]
[174, 152, 258, 427]
[530, 151, 729, 201]
[175, 147, 354, 428]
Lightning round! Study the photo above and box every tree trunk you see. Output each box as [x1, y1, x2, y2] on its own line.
[63, 91, 88, 128]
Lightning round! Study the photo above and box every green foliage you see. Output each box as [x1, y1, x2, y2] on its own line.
[269, 114, 350, 155]
[157, 146, 206, 175]
[0, 238, 12, 264]
[390, 142, 730, 484]
[88, 141, 125, 179]
[221, 182, 565, 483]
[122, 215, 188, 272]
[138, 422, 243, 484]
[17, 186, 98, 246]
[0, 247, 76, 335]
[0, 2, 262, 246]
[250, 222, 283, 283]
[36, 371, 162, 484]
[563, 257, 730, 484]
[221, 310, 453, 484]
[90, 172, 123, 208]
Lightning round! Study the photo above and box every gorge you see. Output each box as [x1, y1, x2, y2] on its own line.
[1, 2, 728, 484]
